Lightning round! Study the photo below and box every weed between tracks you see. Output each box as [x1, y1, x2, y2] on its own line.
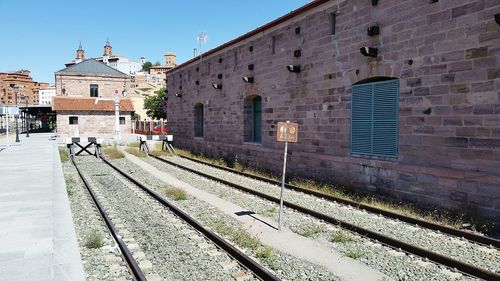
[259, 207, 277, 217]
[298, 225, 324, 237]
[345, 249, 364, 259]
[85, 229, 104, 249]
[124, 147, 147, 158]
[65, 175, 76, 197]
[150, 143, 174, 157]
[208, 220, 259, 250]
[164, 185, 187, 200]
[176, 148, 489, 232]
[330, 230, 355, 243]
[208, 220, 279, 270]
[103, 147, 125, 159]
[255, 246, 279, 270]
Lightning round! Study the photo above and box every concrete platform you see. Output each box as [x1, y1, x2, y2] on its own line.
[0, 133, 85, 281]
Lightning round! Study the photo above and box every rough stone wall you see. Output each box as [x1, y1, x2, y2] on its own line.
[166, 0, 500, 221]
[55, 74, 131, 99]
[56, 110, 131, 139]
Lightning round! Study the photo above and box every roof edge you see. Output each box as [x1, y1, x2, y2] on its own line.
[166, 0, 330, 74]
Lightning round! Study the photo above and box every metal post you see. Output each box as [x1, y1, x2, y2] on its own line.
[114, 97, 120, 142]
[14, 113, 19, 142]
[25, 98, 29, 137]
[278, 141, 288, 230]
[14, 93, 19, 143]
[6, 109, 10, 149]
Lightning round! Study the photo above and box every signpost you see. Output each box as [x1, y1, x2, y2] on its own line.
[276, 121, 298, 230]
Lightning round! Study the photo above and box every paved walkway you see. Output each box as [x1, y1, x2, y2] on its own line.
[124, 151, 390, 281]
[0, 133, 85, 281]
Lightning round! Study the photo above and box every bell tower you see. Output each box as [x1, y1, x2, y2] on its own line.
[76, 41, 85, 60]
[103, 38, 112, 56]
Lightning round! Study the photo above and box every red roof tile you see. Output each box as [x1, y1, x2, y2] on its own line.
[52, 96, 134, 112]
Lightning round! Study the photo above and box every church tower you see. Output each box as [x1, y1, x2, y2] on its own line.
[76, 41, 85, 60]
[103, 38, 112, 56]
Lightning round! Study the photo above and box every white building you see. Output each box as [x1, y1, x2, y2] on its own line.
[39, 84, 56, 105]
[65, 40, 144, 76]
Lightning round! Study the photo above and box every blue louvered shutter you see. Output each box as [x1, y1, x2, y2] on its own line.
[351, 84, 373, 155]
[351, 79, 399, 158]
[373, 80, 399, 157]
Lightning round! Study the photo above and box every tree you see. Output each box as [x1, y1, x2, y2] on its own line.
[141, 61, 153, 72]
[154, 61, 161, 66]
[143, 87, 167, 119]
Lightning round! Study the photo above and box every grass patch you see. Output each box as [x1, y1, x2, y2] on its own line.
[289, 178, 488, 232]
[65, 175, 75, 197]
[124, 147, 146, 158]
[259, 207, 277, 218]
[164, 186, 187, 201]
[298, 225, 324, 237]
[59, 147, 69, 162]
[103, 147, 124, 159]
[255, 246, 279, 270]
[208, 220, 259, 250]
[150, 144, 173, 157]
[345, 249, 364, 259]
[330, 230, 354, 243]
[128, 141, 140, 148]
[85, 230, 104, 249]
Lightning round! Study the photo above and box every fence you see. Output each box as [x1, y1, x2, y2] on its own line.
[132, 119, 168, 135]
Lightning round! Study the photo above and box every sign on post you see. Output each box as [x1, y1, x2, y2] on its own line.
[276, 121, 298, 230]
[277, 122, 298, 143]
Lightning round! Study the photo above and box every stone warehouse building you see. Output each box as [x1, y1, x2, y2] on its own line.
[53, 59, 134, 139]
[166, 0, 500, 222]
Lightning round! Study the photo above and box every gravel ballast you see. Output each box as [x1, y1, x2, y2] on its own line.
[165, 155, 500, 273]
[75, 156, 256, 281]
[63, 161, 132, 281]
[109, 156, 343, 281]
[119, 152, 482, 280]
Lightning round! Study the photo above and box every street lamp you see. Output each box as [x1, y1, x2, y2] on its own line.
[24, 94, 29, 137]
[11, 84, 20, 142]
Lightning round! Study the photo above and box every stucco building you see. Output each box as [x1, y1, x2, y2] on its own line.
[148, 52, 177, 75]
[0, 70, 41, 105]
[53, 59, 134, 139]
[166, 0, 500, 222]
[39, 84, 56, 105]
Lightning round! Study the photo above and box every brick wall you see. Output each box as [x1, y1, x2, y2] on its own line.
[56, 110, 131, 139]
[55, 74, 131, 99]
[166, 0, 500, 222]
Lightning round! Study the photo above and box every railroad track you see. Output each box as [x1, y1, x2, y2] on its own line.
[148, 153, 500, 281]
[71, 156, 147, 281]
[72, 155, 280, 281]
[177, 154, 500, 248]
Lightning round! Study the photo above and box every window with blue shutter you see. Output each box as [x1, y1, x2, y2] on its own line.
[350, 79, 399, 158]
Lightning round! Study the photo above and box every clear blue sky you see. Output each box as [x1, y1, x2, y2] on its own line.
[0, 0, 309, 83]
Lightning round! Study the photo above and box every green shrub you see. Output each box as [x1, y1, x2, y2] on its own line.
[346, 249, 363, 259]
[330, 230, 354, 243]
[164, 186, 187, 200]
[256, 246, 278, 270]
[85, 230, 104, 249]
[124, 147, 146, 158]
[103, 147, 125, 159]
[299, 226, 324, 237]
[209, 220, 259, 250]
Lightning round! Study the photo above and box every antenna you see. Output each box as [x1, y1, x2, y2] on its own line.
[196, 32, 208, 64]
